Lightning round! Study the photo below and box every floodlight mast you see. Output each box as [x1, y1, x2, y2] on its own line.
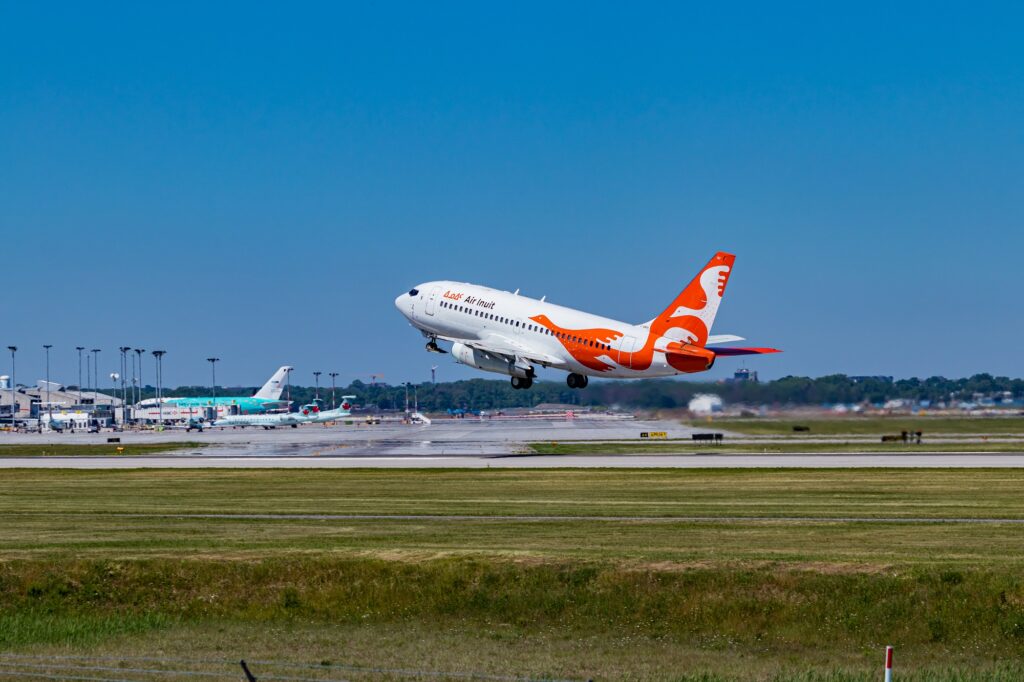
[328, 372, 339, 409]
[43, 345, 52, 425]
[76, 347, 84, 404]
[119, 347, 131, 424]
[134, 349, 144, 405]
[207, 357, 220, 420]
[7, 346, 16, 430]
[90, 349, 100, 404]
[152, 351, 166, 426]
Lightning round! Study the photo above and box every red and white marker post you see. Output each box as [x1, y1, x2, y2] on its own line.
[884, 645, 893, 682]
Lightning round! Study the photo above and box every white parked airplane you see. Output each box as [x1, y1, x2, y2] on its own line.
[301, 396, 356, 424]
[210, 411, 307, 429]
[395, 252, 779, 389]
[209, 396, 358, 429]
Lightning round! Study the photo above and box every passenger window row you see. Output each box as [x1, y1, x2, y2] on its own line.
[440, 300, 615, 352]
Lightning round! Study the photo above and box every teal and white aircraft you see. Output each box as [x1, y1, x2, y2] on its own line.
[137, 366, 292, 416]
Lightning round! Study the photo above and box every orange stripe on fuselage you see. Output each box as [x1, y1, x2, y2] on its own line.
[530, 315, 713, 374]
[530, 252, 733, 375]
[529, 314, 623, 372]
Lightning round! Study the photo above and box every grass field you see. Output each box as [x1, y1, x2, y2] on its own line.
[0, 442, 203, 457]
[529, 440, 1024, 454]
[529, 416, 1024, 454]
[685, 417, 1024, 436]
[1, 469, 1023, 680]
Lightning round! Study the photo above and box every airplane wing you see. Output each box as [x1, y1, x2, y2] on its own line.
[438, 333, 567, 367]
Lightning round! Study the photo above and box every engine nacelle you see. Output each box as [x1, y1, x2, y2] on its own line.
[665, 343, 717, 374]
[452, 343, 532, 378]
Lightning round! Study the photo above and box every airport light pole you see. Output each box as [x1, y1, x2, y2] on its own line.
[313, 371, 321, 401]
[43, 344, 52, 426]
[129, 350, 136, 408]
[119, 347, 131, 424]
[130, 350, 136, 409]
[76, 346, 84, 404]
[134, 349, 144, 402]
[206, 357, 219, 420]
[152, 351, 166, 425]
[7, 346, 16, 429]
[329, 372, 338, 410]
[90, 349, 100, 405]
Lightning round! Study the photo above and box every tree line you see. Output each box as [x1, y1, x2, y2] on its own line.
[120, 373, 1024, 411]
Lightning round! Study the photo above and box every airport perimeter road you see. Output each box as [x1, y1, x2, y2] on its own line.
[4, 453, 1024, 468]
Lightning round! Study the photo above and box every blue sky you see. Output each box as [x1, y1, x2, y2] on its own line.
[2, 2, 1022, 388]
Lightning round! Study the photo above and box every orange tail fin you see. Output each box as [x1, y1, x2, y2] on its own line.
[651, 251, 735, 347]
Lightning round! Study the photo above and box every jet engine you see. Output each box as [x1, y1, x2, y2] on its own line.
[452, 343, 532, 378]
[664, 343, 717, 373]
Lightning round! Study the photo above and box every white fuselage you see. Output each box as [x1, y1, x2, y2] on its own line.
[396, 281, 693, 379]
[214, 399, 355, 428]
[304, 405, 354, 424]
[212, 412, 305, 428]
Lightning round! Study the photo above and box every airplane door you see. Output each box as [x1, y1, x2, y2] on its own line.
[426, 287, 441, 316]
[618, 335, 637, 368]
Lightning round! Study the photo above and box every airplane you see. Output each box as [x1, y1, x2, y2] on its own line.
[210, 411, 307, 429]
[137, 366, 293, 415]
[211, 395, 358, 429]
[395, 252, 779, 390]
[301, 395, 357, 424]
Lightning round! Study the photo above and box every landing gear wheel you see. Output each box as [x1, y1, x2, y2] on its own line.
[567, 373, 588, 389]
[425, 339, 447, 354]
[510, 376, 533, 390]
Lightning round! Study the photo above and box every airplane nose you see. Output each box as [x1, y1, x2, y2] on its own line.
[394, 293, 406, 312]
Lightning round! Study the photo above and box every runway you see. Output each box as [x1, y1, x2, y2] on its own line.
[3, 418, 1022, 467]
[4, 453, 1024, 468]
[0, 417, 695, 456]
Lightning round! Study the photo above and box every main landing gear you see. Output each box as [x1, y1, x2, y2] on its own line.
[425, 338, 447, 353]
[510, 376, 533, 390]
[566, 373, 589, 389]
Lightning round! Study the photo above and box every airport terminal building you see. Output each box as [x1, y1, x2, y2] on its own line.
[0, 379, 122, 430]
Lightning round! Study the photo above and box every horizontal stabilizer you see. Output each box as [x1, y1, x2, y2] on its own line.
[711, 347, 782, 356]
[706, 334, 745, 345]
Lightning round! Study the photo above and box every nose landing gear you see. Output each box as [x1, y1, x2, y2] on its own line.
[425, 338, 447, 354]
[566, 373, 589, 389]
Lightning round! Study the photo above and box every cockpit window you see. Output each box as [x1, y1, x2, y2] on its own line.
[408, 288, 419, 296]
